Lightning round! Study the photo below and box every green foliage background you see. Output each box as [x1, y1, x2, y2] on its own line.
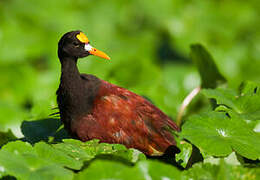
[0, 0, 259, 179]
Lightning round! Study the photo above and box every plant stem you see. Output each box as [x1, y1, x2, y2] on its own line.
[177, 86, 201, 127]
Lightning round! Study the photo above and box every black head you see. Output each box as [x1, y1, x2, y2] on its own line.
[58, 30, 110, 60]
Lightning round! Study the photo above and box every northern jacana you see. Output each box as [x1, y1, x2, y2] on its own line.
[56, 31, 180, 156]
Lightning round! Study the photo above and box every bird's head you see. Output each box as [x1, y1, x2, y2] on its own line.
[58, 30, 110, 60]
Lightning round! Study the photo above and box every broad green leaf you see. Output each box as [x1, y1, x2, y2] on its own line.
[34, 142, 82, 170]
[203, 81, 260, 121]
[204, 152, 241, 166]
[2, 141, 35, 155]
[76, 160, 181, 180]
[183, 160, 260, 180]
[53, 139, 145, 164]
[190, 44, 226, 88]
[0, 140, 144, 180]
[183, 163, 219, 180]
[215, 106, 260, 132]
[97, 142, 146, 163]
[180, 111, 260, 160]
[203, 88, 237, 109]
[239, 81, 260, 95]
[53, 139, 100, 162]
[0, 141, 73, 180]
[138, 160, 181, 180]
[76, 160, 141, 180]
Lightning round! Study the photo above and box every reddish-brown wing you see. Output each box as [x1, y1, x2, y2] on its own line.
[75, 80, 179, 156]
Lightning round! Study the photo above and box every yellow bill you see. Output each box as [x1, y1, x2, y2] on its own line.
[84, 43, 110, 60]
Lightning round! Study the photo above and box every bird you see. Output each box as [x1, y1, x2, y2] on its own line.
[56, 30, 180, 156]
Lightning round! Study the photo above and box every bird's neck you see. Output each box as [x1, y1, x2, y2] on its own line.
[60, 56, 81, 83]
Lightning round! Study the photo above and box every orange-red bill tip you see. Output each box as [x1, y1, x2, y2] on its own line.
[84, 42, 110, 60]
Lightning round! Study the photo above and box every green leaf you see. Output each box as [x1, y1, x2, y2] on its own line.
[139, 160, 181, 180]
[203, 81, 260, 121]
[0, 141, 73, 180]
[239, 81, 260, 95]
[183, 162, 219, 180]
[180, 111, 260, 160]
[53, 139, 100, 163]
[76, 160, 141, 180]
[53, 139, 146, 164]
[176, 140, 192, 168]
[183, 160, 260, 180]
[204, 152, 241, 166]
[190, 44, 226, 88]
[76, 160, 181, 180]
[203, 88, 238, 110]
[2, 141, 35, 155]
[34, 142, 83, 170]
[0, 140, 144, 179]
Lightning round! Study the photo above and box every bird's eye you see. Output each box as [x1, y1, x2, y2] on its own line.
[73, 42, 80, 47]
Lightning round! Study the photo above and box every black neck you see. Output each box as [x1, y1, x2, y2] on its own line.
[57, 53, 101, 130]
[60, 56, 81, 83]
